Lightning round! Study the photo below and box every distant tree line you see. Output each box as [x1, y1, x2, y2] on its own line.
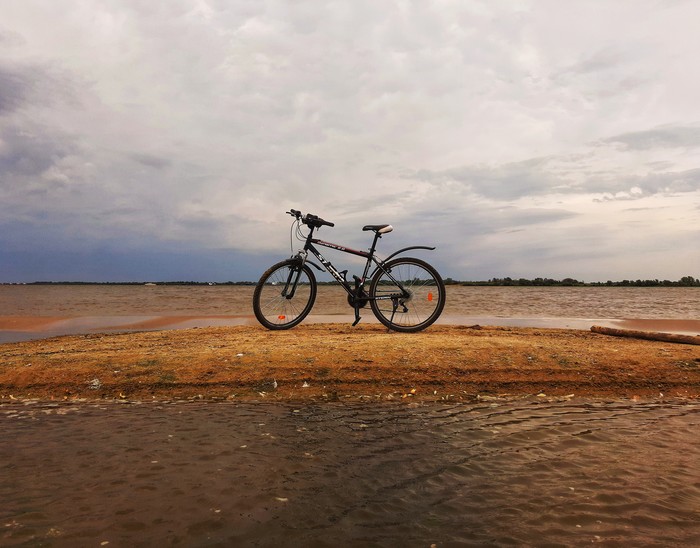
[444, 276, 700, 287]
[4, 276, 699, 287]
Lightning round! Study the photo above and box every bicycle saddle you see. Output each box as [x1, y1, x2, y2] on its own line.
[362, 224, 393, 234]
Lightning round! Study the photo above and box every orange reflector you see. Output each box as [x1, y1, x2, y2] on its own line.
[427, 292, 433, 301]
[278, 315, 286, 320]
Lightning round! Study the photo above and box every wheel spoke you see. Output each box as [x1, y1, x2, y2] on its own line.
[370, 258, 445, 332]
[253, 262, 316, 329]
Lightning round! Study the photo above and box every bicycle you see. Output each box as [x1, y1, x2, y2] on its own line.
[252, 209, 446, 332]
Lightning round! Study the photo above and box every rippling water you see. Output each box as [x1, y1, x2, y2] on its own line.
[2, 284, 698, 347]
[2, 399, 699, 546]
[2, 284, 699, 318]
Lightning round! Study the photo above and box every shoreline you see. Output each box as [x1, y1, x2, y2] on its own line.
[1, 323, 699, 402]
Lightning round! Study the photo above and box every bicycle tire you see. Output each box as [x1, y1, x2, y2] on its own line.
[369, 257, 445, 332]
[253, 259, 317, 330]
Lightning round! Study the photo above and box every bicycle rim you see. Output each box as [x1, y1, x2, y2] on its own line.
[253, 261, 316, 329]
[370, 258, 445, 332]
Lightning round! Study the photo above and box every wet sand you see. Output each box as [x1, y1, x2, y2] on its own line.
[0, 316, 68, 331]
[615, 318, 700, 334]
[2, 313, 699, 346]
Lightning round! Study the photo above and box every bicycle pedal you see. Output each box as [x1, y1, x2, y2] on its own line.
[352, 315, 362, 327]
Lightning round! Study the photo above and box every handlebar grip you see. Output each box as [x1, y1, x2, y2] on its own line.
[303, 213, 334, 228]
[288, 210, 334, 228]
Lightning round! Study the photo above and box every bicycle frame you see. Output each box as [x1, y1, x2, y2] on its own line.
[290, 223, 435, 302]
[305, 237, 379, 298]
[252, 210, 445, 331]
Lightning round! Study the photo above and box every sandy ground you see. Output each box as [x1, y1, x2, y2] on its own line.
[1, 324, 699, 402]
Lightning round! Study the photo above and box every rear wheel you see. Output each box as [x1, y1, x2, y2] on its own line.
[253, 259, 317, 330]
[369, 257, 445, 332]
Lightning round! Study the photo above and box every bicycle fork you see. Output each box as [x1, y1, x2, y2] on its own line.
[282, 262, 305, 300]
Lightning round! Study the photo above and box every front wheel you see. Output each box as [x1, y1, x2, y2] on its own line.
[253, 259, 317, 330]
[369, 257, 446, 332]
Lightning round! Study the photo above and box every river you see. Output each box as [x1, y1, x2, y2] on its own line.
[1, 285, 698, 343]
[2, 398, 699, 546]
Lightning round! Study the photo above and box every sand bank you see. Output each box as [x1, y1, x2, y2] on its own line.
[1, 324, 699, 401]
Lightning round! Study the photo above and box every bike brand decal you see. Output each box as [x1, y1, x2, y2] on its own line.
[313, 239, 370, 258]
[315, 240, 347, 251]
[316, 252, 344, 282]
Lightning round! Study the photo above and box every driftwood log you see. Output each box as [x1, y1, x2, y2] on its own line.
[591, 325, 700, 346]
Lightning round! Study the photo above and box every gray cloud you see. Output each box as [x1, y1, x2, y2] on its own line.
[0, 55, 80, 115]
[0, 122, 75, 179]
[603, 125, 700, 150]
[589, 168, 700, 201]
[0, 65, 30, 114]
[130, 153, 172, 170]
[562, 48, 626, 76]
[410, 157, 566, 201]
[409, 145, 700, 204]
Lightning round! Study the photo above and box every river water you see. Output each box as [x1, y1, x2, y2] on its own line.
[2, 284, 700, 318]
[2, 399, 699, 546]
[1, 285, 699, 343]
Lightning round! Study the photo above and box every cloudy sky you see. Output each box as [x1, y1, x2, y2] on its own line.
[1, 0, 699, 282]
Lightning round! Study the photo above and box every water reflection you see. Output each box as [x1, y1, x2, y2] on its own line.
[2, 399, 699, 546]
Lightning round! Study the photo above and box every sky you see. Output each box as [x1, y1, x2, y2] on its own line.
[1, 0, 699, 283]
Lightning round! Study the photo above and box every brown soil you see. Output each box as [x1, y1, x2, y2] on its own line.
[1, 324, 699, 402]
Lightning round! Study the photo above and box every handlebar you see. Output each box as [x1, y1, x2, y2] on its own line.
[287, 209, 335, 228]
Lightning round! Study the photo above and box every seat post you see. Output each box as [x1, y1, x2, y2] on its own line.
[368, 230, 382, 256]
